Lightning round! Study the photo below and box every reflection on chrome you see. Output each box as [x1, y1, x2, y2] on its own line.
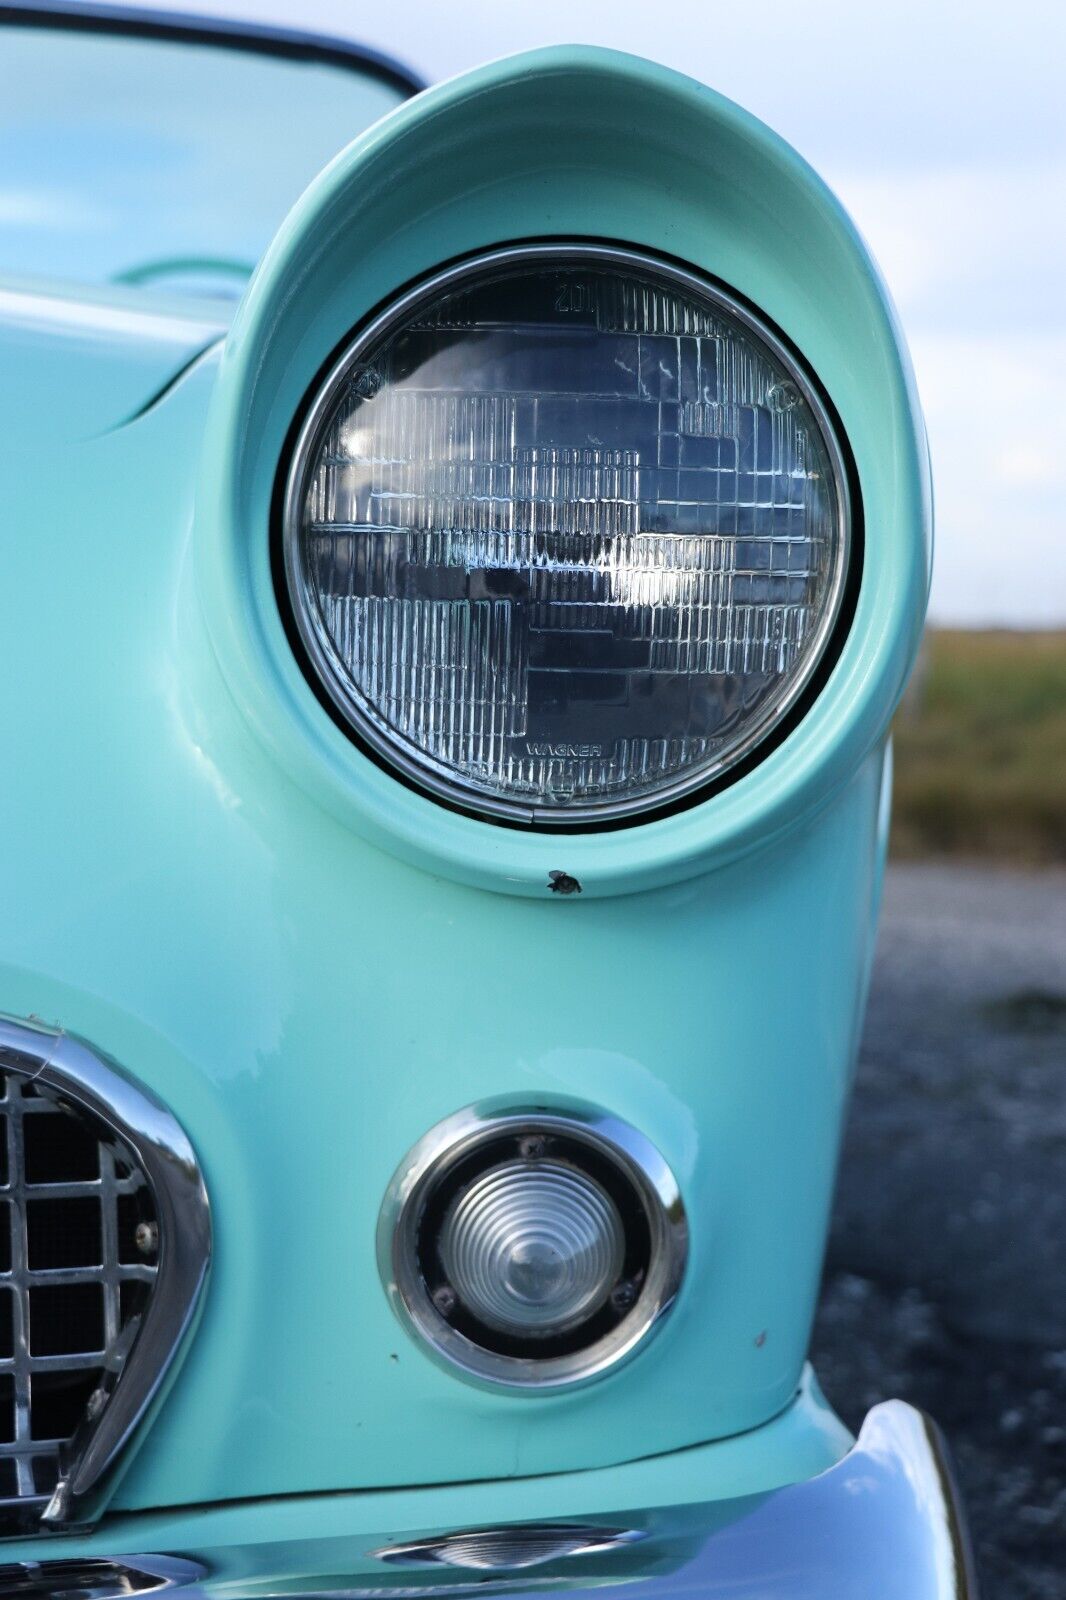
[29, 1402, 972, 1599]
[0, 1556, 204, 1600]
[369, 1525, 644, 1569]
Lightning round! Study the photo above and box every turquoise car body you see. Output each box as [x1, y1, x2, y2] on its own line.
[0, 10, 966, 1596]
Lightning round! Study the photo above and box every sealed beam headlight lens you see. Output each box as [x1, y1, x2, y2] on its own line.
[283, 245, 850, 824]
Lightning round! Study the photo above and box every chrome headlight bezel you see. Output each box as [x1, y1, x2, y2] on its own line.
[279, 242, 853, 830]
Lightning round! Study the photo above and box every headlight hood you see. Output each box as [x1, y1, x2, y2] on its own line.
[195, 45, 930, 898]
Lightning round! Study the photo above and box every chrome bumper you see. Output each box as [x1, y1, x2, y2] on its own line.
[0, 1401, 975, 1599]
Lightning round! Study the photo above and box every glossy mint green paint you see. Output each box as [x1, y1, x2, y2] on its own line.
[0, 45, 924, 1517]
[0, 1369, 849, 1566]
[0, 317, 885, 1501]
[0, 278, 224, 436]
[198, 45, 930, 899]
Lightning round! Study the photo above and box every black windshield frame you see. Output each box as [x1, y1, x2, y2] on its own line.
[0, 1, 425, 100]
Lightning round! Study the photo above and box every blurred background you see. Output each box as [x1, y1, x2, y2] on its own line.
[13, 1, 1066, 1591]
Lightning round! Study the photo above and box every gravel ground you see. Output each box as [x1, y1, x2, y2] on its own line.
[812, 863, 1066, 1599]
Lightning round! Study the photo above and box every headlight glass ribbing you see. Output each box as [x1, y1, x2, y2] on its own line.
[283, 245, 850, 824]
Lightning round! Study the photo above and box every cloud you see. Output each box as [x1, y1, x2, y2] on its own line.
[912, 331, 1066, 624]
[94, 0, 1066, 623]
[827, 162, 1066, 621]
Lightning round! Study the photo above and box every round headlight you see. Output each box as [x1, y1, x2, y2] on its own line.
[283, 244, 850, 825]
[379, 1109, 687, 1390]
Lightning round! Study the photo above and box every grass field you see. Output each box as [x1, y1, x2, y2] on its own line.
[891, 630, 1066, 863]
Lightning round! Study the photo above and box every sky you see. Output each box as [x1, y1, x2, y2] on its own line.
[116, 0, 1066, 625]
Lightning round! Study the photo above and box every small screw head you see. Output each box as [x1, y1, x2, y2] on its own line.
[432, 1284, 457, 1317]
[610, 1279, 639, 1314]
[354, 367, 382, 399]
[518, 1134, 547, 1160]
[134, 1220, 159, 1256]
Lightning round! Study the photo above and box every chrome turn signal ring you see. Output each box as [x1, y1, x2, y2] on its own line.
[378, 1106, 687, 1390]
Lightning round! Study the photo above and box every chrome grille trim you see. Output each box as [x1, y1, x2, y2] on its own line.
[0, 1019, 211, 1534]
[0, 1079, 156, 1518]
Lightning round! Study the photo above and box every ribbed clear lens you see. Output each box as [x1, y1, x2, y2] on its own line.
[439, 1159, 625, 1337]
[286, 248, 848, 821]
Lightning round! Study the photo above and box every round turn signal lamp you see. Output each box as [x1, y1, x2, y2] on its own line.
[378, 1107, 687, 1389]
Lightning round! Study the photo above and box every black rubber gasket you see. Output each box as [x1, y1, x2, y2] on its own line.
[413, 1126, 651, 1362]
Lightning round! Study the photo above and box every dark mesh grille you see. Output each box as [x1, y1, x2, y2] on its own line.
[0, 1074, 157, 1524]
